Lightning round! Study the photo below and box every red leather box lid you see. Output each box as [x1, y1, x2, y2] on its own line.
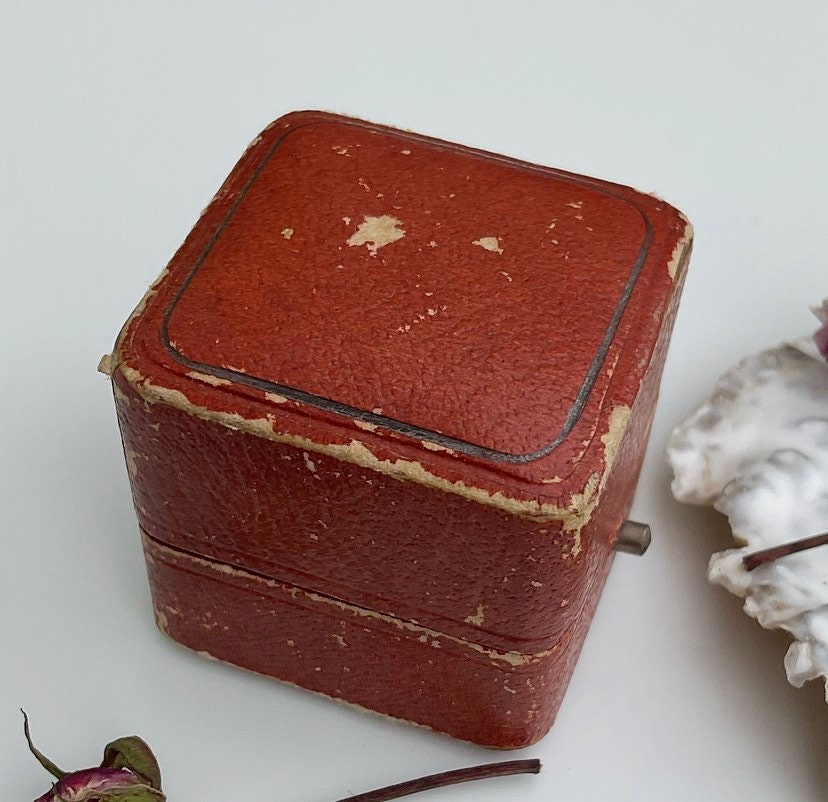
[120, 111, 691, 504]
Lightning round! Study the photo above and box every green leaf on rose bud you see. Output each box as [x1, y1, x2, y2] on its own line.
[21, 709, 66, 780]
[101, 737, 163, 791]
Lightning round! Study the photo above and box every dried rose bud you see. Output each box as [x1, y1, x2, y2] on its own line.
[814, 298, 828, 359]
[21, 710, 540, 802]
[23, 711, 165, 802]
[33, 767, 160, 802]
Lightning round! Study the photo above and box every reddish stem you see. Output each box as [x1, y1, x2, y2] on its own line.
[743, 532, 828, 572]
[332, 759, 541, 802]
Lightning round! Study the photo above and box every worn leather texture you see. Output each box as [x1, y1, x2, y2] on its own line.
[108, 111, 692, 747]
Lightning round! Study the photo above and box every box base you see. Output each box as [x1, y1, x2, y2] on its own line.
[142, 530, 591, 748]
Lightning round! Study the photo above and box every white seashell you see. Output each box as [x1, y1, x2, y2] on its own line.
[667, 337, 828, 701]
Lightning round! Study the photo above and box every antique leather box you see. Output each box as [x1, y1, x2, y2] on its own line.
[102, 111, 692, 748]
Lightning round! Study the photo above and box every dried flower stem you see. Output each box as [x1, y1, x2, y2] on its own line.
[331, 759, 541, 802]
[743, 532, 828, 572]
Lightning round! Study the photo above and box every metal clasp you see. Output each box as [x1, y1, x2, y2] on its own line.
[612, 520, 651, 556]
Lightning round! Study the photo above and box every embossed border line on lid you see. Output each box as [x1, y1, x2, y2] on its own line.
[159, 116, 654, 464]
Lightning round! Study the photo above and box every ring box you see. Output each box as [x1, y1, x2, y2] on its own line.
[102, 111, 692, 747]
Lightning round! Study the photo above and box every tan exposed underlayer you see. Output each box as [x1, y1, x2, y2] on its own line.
[472, 236, 503, 254]
[667, 219, 693, 281]
[118, 364, 630, 528]
[354, 420, 378, 432]
[145, 533, 552, 667]
[154, 607, 169, 635]
[97, 353, 115, 376]
[421, 440, 454, 453]
[347, 214, 405, 255]
[187, 371, 231, 387]
[567, 404, 631, 557]
[465, 604, 487, 626]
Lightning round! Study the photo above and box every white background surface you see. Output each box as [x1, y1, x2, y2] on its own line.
[1, 3, 826, 800]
